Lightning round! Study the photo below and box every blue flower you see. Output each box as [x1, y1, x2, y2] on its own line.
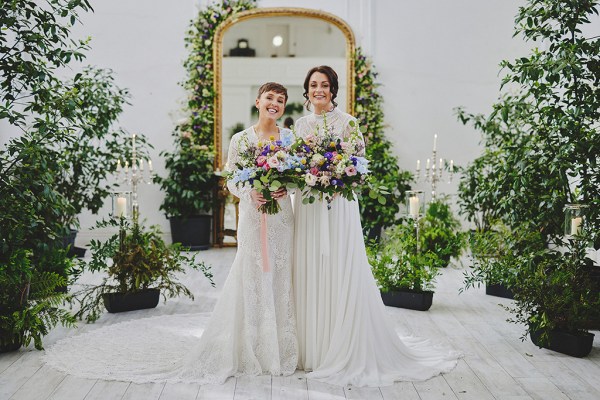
[324, 152, 333, 159]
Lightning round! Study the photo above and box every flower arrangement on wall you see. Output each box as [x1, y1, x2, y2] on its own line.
[155, 0, 257, 219]
[354, 48, 412, 237]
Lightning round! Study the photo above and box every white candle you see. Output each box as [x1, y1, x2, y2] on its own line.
[416, 159, 420, 170]
[124, 160, 129, 173]
[116, 196, 127, 217]
[139, 159, 144, 171]
[409, 195, 420, 217]
[450, 159, 454, 171]
[148, 160, 153, 172]
[426, 158, 430, 170]
[571, 217, 583, 235]
[439, 158, 443, 170]
[433, 134, 437, 151]
[116, 159, 121, 172]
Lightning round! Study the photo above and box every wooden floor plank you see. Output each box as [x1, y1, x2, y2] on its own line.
[234, 375, 271, 400]
[0, 352, 43, 399]
[9, 365, 66, 400]
[272, 371, 308, 400]
[47, 375, 97, 400]
[413, 374, 459, 399]
[379, 382, 420, 400]
[198, 377, 236, 400]
[158, 382, 200, 400]
[515, 377, 569, 400]
[441, 359, 494, 400]
[83, 380, 130, 400]
[343, 385, 383, 400]
[122, 382, 165, 400]
[306, 379, 346, 400]
[0, 350, 23, 374]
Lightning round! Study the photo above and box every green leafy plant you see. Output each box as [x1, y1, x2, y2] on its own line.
[367, 223, 441, 293]
[72, 218, 214, 323]
[354, 48, 413, 236]
[157, 0, 257, 218]
[420, 197, 466, 268]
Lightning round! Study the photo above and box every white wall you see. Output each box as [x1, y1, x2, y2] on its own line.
[6, 0, 598, 242]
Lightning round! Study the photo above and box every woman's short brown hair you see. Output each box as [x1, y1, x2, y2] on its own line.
[257, 82, 288, 103]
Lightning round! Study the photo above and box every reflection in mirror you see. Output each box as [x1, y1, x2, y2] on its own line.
[221, 16, 348, 169]
[214, 8, 355, 246]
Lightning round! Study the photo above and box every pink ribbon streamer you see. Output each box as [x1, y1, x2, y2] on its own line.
[260, 213, 270, 272]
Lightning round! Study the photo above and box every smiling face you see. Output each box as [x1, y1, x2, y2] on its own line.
[255, 90, 286, 121]
[307, 72, 333, 111]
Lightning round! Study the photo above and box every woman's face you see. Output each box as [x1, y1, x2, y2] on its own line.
[307, 72, 332, 109]
[255, 90, 286, 120]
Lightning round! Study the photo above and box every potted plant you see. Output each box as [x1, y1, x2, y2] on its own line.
[154, 128, 217, 250]
[72, 218, 214, 323]
[420, 196, 466, 268]
[367, 223, 441, 311]
[500, 227, 599, 358]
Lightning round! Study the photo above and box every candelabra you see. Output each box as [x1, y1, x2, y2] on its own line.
[414, 134, 454, 200]
[113, 133, 154, 222]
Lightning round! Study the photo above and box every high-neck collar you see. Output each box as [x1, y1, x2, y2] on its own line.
[313, 107, 338, 120]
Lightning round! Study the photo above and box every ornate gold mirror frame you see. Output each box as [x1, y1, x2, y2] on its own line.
[212, 7, 356, 246]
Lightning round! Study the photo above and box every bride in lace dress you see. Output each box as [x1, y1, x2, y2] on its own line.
[293, 66, 460, 387]
[43, 82, 298, 384]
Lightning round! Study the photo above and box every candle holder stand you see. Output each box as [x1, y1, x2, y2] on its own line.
[405, 190, 425, 253]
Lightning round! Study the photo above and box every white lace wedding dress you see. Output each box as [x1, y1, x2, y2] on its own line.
[293, 108, 461, 387]
[43, 127, 298, 384]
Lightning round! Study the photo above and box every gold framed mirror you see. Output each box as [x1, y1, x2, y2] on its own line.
[212, 7, 356, 246]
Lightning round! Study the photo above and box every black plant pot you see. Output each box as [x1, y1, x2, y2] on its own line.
[169, 215, 211, 250]
[380, 289, 434, 311]
[366, 224, 383, 243]
[102, 289, 160, 313]
[0, 330, 22, 353]
[530, 329, 594, 358]
[485, 283, 514, 299]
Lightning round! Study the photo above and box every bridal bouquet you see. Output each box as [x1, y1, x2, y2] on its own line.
[227, 134, 302, 214]
[291, 117, 370, 204]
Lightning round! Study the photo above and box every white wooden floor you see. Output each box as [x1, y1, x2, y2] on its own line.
[1, 247, 600, 400]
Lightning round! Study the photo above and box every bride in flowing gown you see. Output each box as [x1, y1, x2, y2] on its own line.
[42, 82, 298, 384]
[293, 66, 460, 387]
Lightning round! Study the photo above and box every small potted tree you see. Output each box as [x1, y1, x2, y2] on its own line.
[155, 127, 216, 250]
[367, 223, 441, 311]
[72, 217, 214, 323]
[420, 196, 466, 268]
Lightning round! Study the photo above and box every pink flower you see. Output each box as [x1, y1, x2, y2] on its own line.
[256, 156, 267, 167]
[181, 131, 192, 139]
[267, 156, 280, 168]
[345, 166, 357, 176]
[310, 167, 319, 175]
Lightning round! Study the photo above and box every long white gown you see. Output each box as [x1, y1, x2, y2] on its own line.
[293, 108, 460, 387]
[42, 127, 298, 384]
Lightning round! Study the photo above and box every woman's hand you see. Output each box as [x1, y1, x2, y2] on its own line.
[271, 187, 288, 200]
[250, 190, 267, 208]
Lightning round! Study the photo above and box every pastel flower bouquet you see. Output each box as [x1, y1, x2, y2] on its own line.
[227, 134, 301, 214]
[290, 117, 371, 205]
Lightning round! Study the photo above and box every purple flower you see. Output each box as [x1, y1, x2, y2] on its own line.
[276, 140, 282, 146]
[324, 152, 333, 159]
[331, 179, 337, 185]
[302, 144, 311, 153]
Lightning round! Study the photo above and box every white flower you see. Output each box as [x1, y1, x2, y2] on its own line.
[304, 173, 317, 186]
[267, 156, 280, 168]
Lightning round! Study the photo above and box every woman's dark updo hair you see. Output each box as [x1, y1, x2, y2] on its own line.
[302, 65, 339, 111]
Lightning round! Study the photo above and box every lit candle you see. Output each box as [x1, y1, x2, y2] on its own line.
[409, 195, 420, 218]
[124, 160, 129, 173]
[450, 159, 454, 171]
[433, 134, 437, 151]
[439, 158, 443, 170]
[571, 217, 583, 235]
[416, 159, 420, 171]
[426, 158, 430, 170]
[116, 159, 121, 172]
[148, 160, 153, 172]
[139, 159, 144, 171]
[116, 196, 127, 217]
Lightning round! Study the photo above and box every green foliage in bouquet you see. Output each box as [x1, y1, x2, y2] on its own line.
[367, 224, 441, 293]
[354, 48, 412, 235]
[72, 218, 214, 323]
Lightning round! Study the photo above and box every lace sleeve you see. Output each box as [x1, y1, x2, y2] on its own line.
[343, 116, 366, 157]
[225, 133, 252, 202]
